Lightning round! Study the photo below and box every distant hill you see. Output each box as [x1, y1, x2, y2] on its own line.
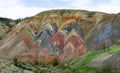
[0, 17, 23, 40]
[0, 17, 15, 39]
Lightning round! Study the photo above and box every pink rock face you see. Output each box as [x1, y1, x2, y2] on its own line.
[76, 45, 86, 56]
[20, 32, 86, 64]
[51, 32, 64, 48]
[66, 35, 86, 54]
[65, 35, 84, 49]
[58, 35, 86, 62]
[20, 53, 36, 63]
[64, 42, 75, 53]
[22, 36, 30, 46]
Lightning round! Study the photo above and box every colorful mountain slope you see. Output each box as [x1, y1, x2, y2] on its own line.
[0, 9, 120, 64]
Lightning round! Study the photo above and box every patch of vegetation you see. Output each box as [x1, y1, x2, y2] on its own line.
[12, 45, 120, 73]
[87, 12, 95, 18]
[62, 69, 72, 73]
[34, 68, 50, 73]
[117, 67, 120, 73]
[13, 57, 33, 71]
[6, 22, 13, 28]
[108, 45, 120, 54]
[15, 18, 24, 24]
[0, 17, 10, 22]
[52, 57, 59, 66]
[40, 60, 47, 67]
[71, 50, 104, 72]
[0, 36, 2, 40]
[62, 45, 120, 73]
[13, 57, 60, 73]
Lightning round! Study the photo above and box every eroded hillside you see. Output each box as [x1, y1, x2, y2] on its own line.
[0, 9, 120, 64]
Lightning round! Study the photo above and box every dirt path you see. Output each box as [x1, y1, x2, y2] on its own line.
[88, 53, 112, 67]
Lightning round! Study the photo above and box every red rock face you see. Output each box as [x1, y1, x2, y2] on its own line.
[51, 32, 64, 48]
[57, 35, 86, 62]
[22, 36, 30, 46]
[51, 32, 86, 62]
[65, 35, 84, 49]
[20, 53, 36, 63]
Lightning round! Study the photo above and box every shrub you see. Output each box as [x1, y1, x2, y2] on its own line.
[13, 57, 18, 66]
[34, 69, 50, 73]
[62, 69, 72, 73]
[52, 57, 59, 66]
[117, 67, 120, 73]
[87, 12, 95, 18]
[6, 22, 13, 28]
[33, 60, 39, 66]
[0, 36, 2, 40]
[40, 60, 47, 67]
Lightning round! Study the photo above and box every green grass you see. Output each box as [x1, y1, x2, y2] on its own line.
[108, 45, 120, 54]
[67, 45, 120, 72]
[72, 50, 104, 72]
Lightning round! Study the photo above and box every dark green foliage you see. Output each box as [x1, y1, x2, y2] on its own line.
[62, 69, 72, 73]
[33, 60, 39, 66]
[0, 17, 14, 28]
[6, 22, 13, 28]
[87, 12, 95, 18]
[13, 57, 33, 71]
[15, 18, 24, 24]
[0, 36, 2, 40]
[0, 17, 10, 22]
[60, 10, 65, 16]
[103, 43, 106, 52]
[13, 57, 18, 66]
[59, 9, 71, 16]
[34, 69, 50, 73]
[40, 60, 47, 67]
[117, 67, 120, 73]
[52, 57, 59, 66]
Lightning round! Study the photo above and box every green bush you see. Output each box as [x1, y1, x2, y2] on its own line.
[87, 12, 95, 18]
[52, 57, 59, 66]
[6, 22, 13, 28]
[117, 67, 120, 73]
[13, 57, 18, 66]
[34, 69, 50, 73]
[62, 69, 72, 73]
[33, 60, 39, 66]
[40, 60, 47, 67]
[13, 57, 32, 70]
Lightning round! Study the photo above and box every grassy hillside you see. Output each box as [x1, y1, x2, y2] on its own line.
[64, 45, 120, 73]
[0, 45, 119, 73]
